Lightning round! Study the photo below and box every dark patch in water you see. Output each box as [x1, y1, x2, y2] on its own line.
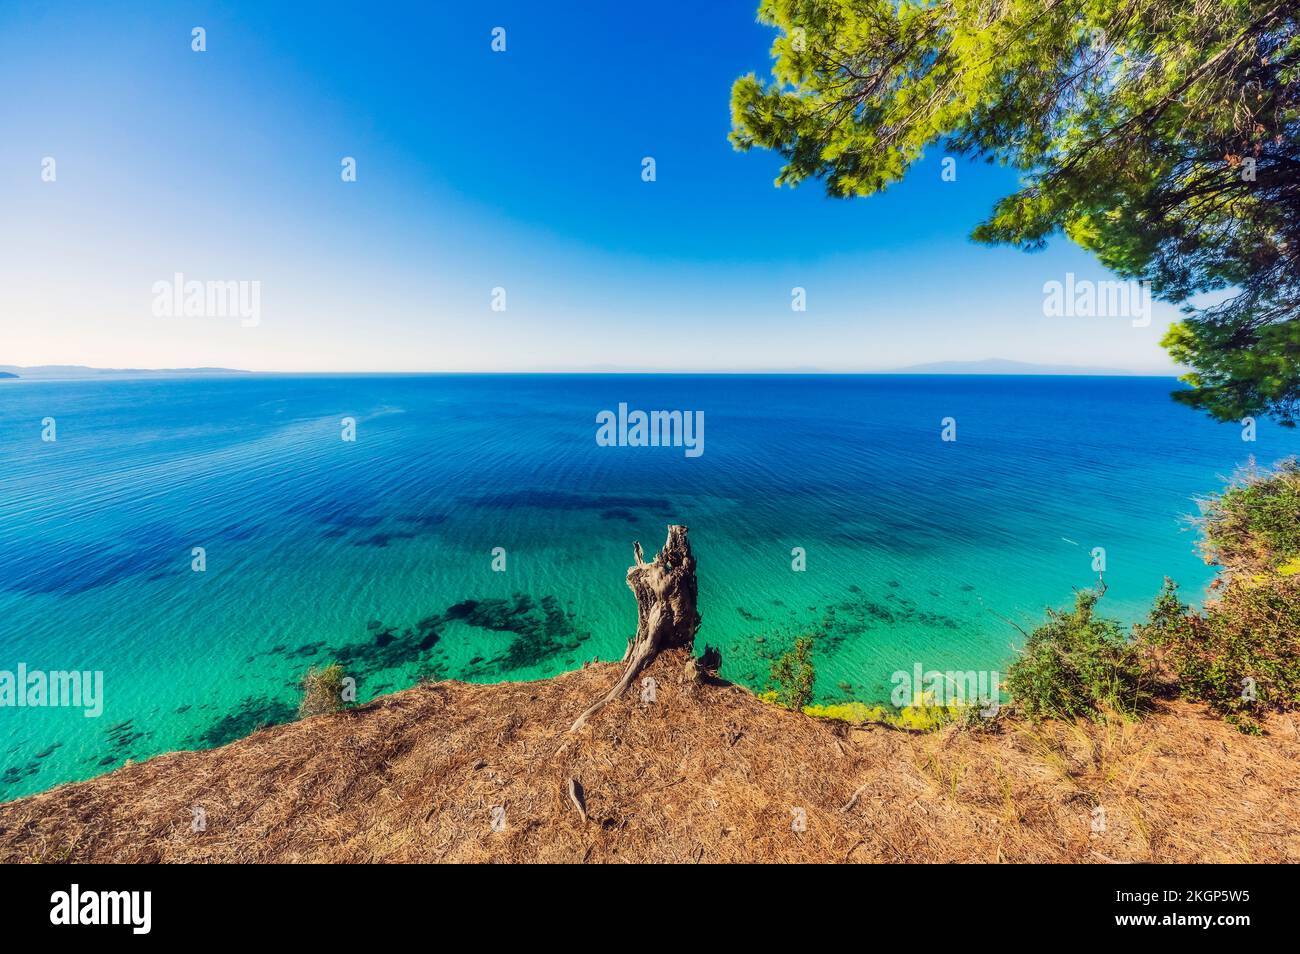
[444, 594, 592, 672]
[289, 496, 383, 530]
[394, 511, 448, 529]
[190, 696, 296, 749]
[0, 525, 188, 596]
[464, 490, 673, 516]
[1, 762, 40, 786]
[353, 530, 417, 548]
[335, 592, 591, 680]
[760, 588, 966, 663]
[104, 719, 150, 753]
[218, 520, 260, 542]
[325, 609, 443, 677]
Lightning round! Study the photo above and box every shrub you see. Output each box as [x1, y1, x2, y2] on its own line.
[1139, 461, 1300, 731]
[1006, 589, 1152, 722]
[299, 662, 348, 718]
[1137, 577, 1300, 731]
[768, 636, 816, 711]
[1199, 458, 1300, 574]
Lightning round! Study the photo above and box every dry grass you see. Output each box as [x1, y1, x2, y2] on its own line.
[1, 649, 1298, 863]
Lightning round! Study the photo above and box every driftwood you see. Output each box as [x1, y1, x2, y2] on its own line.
[568, 525, 701, 732]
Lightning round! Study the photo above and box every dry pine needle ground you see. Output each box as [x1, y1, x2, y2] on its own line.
[2, 650, 1297, 863]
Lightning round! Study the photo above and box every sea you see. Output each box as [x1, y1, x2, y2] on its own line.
[2, 372, 1295, 799]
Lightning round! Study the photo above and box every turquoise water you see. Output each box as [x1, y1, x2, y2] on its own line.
[1, 373, 1295, 799]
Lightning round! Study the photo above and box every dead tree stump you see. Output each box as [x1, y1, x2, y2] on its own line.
[569, 525, 701, 732]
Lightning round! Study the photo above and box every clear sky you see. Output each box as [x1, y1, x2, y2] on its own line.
[0, 0, 1185, 373]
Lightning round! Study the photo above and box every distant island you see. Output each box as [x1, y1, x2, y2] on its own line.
[0, 365, 249, 380]
[886, 358, 1135, 375]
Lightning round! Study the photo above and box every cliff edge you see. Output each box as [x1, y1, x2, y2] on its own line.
[1, 649, 1296, 863]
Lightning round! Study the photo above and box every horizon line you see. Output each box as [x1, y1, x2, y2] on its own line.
[1, 370, 1186, 379]
[3, 363, 1184, 378]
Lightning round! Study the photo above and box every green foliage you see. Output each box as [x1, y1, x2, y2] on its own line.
[1006, 589, 1152, 721]
[1136, 464, 1300, 729]
[731, 0, 1300, 423]
[299, 662, 348, 718]
[1137, 577, 1300, 730]
[1199, 459, 1300, 571]
[768, 636, 816, 711]
[1163, 316, 1300, 427]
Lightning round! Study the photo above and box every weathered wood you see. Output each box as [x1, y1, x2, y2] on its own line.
[568, 525, 701, 732]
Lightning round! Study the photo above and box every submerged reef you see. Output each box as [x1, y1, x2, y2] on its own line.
[179, 591, 595, 763]
[189, 697, 297, 749]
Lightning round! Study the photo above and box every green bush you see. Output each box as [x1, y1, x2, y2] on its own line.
[1138, 577, 1300, 731]
[1199, 458, 1300, 573]
[1006, 590, 1152, 722]
[768, 636, 816, 712]
[1138, 461, 1300, 731]
[299, 662, 348, 718]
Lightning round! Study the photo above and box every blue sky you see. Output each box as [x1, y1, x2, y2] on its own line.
[1, 0, 1184, 372]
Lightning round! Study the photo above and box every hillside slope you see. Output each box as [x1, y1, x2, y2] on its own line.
[1, 650, 1297, 863]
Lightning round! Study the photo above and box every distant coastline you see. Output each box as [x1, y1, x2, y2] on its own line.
[0, 365, 250, 380]
[883, 358, 1137, 375]
[1, 360, 1178, 379]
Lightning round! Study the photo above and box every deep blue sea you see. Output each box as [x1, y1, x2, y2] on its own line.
[2, 373, 1295, 799]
